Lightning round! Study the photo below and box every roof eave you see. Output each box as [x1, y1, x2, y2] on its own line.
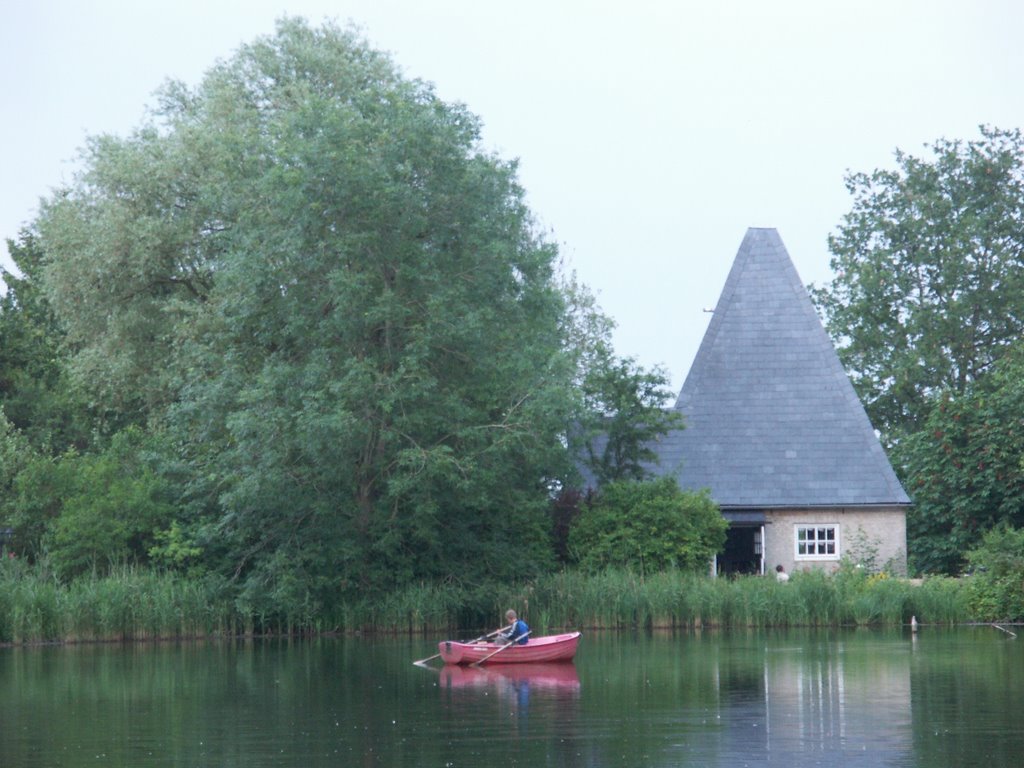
[718, 501, 913, 511]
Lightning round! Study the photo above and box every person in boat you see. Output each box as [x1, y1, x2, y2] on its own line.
[499, 609, 529, 645]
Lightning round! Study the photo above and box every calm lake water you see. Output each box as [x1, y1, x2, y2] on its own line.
[1, 627, 1022, 767]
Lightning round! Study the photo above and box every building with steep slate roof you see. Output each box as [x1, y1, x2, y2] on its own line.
[653, 228, 910, 575]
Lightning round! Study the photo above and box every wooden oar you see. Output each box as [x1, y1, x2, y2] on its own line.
[470, 630, 531, 667]
[469, 623, 513, 644]
[412, 624, 512, 666]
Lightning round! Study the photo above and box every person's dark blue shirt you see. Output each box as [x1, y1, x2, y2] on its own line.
[509, 619, 529, 644]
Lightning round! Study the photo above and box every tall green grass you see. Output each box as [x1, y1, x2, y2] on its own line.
[0, 560, 240, 645]
[0, 559, 974, 644]
[489, 568, 970, 632]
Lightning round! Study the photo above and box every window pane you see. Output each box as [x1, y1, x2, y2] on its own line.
[795, 525, 839, 560]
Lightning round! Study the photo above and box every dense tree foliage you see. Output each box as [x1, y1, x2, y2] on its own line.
[35, 19, 566, 601]
[4, 18, 685, 614]
[6, 428, 174, 580]
[895, 350, 1024, 574]
[1, 232, 91, 452]
[813, 126, 1024, 440]
[813, 126, 1024, 575]
[578, 354, 683, 486]
[560, 277, 683, 486]
[1, 409, 32, 515]
[963, 525, 1024, 621]
[569, 478, 726, 574]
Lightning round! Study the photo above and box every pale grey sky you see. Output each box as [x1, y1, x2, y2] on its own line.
[3, 0, 1022, 392]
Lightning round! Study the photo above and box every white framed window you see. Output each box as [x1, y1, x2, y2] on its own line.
[794, 524, 840, 560]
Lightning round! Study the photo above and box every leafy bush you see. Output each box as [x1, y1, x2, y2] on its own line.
[8, 428, 175, 580]
[569, 477, 727, 574]
[963, 525, 1024, 621]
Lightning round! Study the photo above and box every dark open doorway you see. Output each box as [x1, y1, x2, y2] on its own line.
[716, 524, 763, 576]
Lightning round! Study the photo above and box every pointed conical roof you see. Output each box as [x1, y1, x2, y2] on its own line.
[656, 228, 910, 508]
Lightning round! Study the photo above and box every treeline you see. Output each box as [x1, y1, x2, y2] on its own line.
[811, 125, 1024, 574]
[0, 19, 715, 630]
[4, 18, 1024, 638]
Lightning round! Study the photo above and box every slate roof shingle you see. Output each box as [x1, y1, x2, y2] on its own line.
[653, 228, 911, 509]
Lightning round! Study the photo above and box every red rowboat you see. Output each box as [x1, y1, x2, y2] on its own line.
[438, 631, 581, 665]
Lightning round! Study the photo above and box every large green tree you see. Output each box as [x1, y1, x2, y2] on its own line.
[560, 276, 683, 487]
[813, 126, 1024, 441]
[895, 349, 1024, 575]
[578, 353, 682, 486]
[814, 126, 1024, 575]
[35, 18, 617, 609]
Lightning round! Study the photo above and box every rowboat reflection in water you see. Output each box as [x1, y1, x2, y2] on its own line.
[439, 662, 581, 694]
[439, 662, 581, 717]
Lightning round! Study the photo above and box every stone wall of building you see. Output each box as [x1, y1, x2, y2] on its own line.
[764, 507, 908, 577]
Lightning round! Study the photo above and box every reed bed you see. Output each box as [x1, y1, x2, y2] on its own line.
[0, 560, 973, 644]
[343, 581, 474, 635]
[0, 562, 241, 645]
[906, 576, 970, 624]
[494, 569, 970, 632]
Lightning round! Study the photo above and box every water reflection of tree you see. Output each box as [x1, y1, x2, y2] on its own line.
[910, 628, 1024, 767]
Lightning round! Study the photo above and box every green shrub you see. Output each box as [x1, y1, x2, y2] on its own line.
[963, 525, 1024, 621]
[569, 478, 727, 574]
